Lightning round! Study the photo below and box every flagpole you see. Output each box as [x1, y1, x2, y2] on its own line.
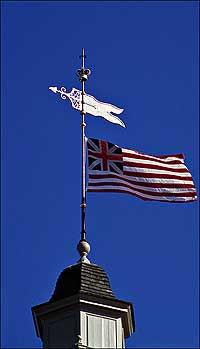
[80, 48, 86, 240]
[76, 48, 91, 262]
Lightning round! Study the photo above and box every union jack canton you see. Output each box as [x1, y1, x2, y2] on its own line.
[87, 138, 123, 175]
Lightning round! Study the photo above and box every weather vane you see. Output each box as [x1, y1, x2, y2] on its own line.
[49, 48, 125, 263]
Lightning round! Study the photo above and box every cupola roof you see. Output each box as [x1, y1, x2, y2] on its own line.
[50, 262, 115, 303]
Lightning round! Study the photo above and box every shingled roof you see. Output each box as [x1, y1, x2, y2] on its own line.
[49, 262, 116, 303]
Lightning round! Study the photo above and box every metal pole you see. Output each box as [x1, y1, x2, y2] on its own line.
[77, 48, 90, 241]
[80, 49, 86, 240]
[76, 49, 91, 262]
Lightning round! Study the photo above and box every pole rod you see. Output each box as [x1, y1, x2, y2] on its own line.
[80, 48, 86, 241]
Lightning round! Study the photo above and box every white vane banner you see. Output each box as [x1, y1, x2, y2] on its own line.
[49, 86, 125, 128]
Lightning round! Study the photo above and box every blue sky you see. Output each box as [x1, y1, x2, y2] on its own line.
[1, 1, 199, 348]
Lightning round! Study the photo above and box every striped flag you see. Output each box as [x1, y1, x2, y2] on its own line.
[86, 138, 197, 202]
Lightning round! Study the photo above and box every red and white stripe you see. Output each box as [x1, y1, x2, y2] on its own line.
[87, 142, 197, 202]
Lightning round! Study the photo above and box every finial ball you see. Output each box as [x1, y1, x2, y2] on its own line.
[77, 239, 90, 257]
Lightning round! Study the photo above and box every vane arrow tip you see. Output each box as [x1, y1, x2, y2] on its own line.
[49, 86, 58, 93]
